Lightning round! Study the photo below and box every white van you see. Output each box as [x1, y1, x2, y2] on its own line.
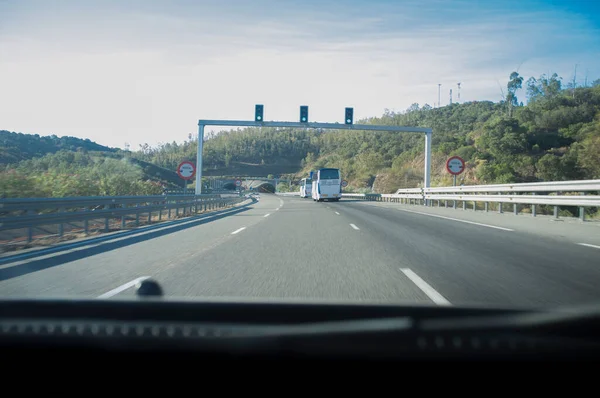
[311, 168, 341, 202]
[299, 178, 312, 198]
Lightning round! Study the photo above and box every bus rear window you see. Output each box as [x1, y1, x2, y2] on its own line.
[320, 169, 340, 179]
[306, 179, 312, 185]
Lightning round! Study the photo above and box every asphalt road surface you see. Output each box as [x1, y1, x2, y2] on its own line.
[1, 193, 600, 309]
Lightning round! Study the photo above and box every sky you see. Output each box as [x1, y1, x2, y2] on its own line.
[1, 0, 599, 150]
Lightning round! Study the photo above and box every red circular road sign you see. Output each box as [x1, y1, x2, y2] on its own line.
[446, 156, 465, 175]
[341, 180, 348, 187]
[235, 179, 242, 187]
[177, 161, 196, 180]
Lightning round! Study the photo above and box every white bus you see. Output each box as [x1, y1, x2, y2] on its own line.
[311, 168, 342, 202]
[299, 178, 312, 198]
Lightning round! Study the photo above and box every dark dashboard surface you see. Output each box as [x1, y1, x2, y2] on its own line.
[2, 294, 600, 364]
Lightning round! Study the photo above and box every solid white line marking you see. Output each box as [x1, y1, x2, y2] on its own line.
[578, 243, 600, 250]
[264, 213, 271, 218]
[400, 268, 451, 306]
[231, 227, 246, 235]
[396, 208, 514, 231]
[350, 223, 360, 230]
[335, 211, 340, 215]
[98, 276, 151, 299]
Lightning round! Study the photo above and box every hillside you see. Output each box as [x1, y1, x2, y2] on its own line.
[0, 130, 116, 165]
[0, 132, 186, 198]
[136, 72, 600, 193]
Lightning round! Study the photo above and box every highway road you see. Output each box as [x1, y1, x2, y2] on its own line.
[1, 193, 600, 308]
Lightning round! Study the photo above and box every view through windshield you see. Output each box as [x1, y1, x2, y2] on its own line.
[1, 0, 599, 310]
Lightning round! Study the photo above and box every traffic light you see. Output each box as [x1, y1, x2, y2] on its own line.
[345, 107, 353, 124]
[300, 105, 308, 123]
[255, 104, 264, 122]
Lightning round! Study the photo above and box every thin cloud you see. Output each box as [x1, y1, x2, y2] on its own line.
[0, 0, 599, 149]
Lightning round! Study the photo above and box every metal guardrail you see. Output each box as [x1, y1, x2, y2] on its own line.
[343, 179, 600, 221]
[0, 194, 247, 243]
[417, 179, 600, 194]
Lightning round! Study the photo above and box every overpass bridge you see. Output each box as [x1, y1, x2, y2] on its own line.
[205, 176, 292, 193]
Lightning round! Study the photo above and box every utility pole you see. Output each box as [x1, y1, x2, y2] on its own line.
[438, 84, 441, 108]
[449, 89, 453, 105]
[457, 82, 461, 103]
[572, 64, 578, 98]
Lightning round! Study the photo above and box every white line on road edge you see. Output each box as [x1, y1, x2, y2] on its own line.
[335, 212, 340, 215]
[264, 213, 271, 218]
[578, 243, 600, 250]
[231, 227, 246, 235]
[400, 268, 451, 306]
[98, 276, 150, 299]
[350, 223, 360, 230]
[397, 208, 514, 231]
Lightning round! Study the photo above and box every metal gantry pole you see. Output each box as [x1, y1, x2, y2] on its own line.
[423, 130, 432, 206]
[424, 130, 432, 188]
[195, 124, 204, 195]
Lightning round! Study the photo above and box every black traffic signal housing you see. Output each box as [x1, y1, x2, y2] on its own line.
[255, 104, 264, 122]
[300, 106, 308, 123]
[345, 107, 354, 124]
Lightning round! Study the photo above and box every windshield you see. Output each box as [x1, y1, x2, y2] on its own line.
[319, 169, 340, 180]
[1, 0, 599, 312]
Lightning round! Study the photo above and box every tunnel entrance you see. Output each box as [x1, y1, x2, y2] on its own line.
[257, 183, 275, 193]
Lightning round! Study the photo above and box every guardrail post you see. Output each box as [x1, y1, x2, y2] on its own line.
[553, 206, 559, 219]
[532, 193, 536, 217]
[102, 204, 110, 232]
[462, 201, 466, 210]
[485, 202, 488, 212]
[513, 204, 518, 215]
[498, 201, 503, 214]
[473, 201, 476, 211]
[579, 193, 585, 221]
[58, 207, 65, 236]
[26, 210, 34, 242]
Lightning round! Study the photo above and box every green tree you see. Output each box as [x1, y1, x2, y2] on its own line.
[506, 72, 523, 117]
